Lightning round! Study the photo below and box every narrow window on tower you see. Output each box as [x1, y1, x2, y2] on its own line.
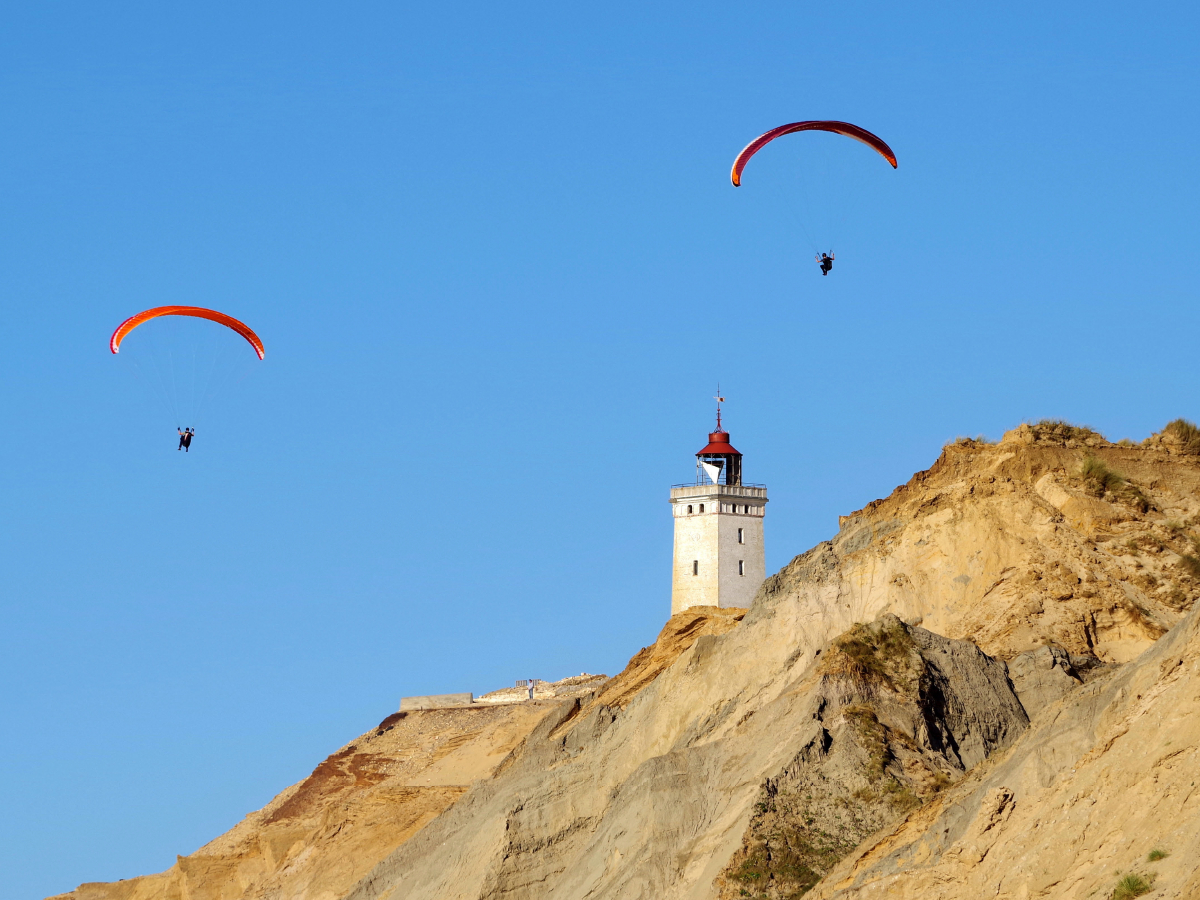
[687, 505, 693, 514]
[699, 503, 705, 513]
[738, 527, 744, 544]
[738, 560, 745, 576]
[692, 560, 699, 576]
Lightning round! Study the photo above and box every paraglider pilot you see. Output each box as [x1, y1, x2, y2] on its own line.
[177, 428, 194, 452]
[817, 252, 834, 276]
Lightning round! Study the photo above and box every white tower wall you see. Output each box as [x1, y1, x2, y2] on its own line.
[670, 484, 767, 614]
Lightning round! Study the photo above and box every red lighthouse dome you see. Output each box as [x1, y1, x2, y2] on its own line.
[697, 430, 740, 457]
[695, 403, 743, 486]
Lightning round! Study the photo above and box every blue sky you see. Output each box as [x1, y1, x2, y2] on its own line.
[3, 2, 1199, 896]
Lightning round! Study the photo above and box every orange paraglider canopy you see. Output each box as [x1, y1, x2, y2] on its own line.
[731, 121, 897, 187]
[109, 306, 265, 360]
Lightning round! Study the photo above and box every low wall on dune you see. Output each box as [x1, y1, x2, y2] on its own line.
[400, 692, 475, 711]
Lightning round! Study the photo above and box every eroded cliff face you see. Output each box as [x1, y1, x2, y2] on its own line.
[783, 421, 1200, 666]
[52, 421, 1200, 900]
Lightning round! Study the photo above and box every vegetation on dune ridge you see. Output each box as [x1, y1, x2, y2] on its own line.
[1005, 416, 1200, 453]
[1034, 418, 1105, 442]
[946, 435, 993, 448]
[1164, 418, 1200, 455]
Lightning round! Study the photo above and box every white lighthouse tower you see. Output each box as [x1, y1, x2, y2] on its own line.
[669, 399, 767, 614]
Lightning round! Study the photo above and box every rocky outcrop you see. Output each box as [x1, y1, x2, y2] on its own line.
[808, 596, 1200, 900]
[713, 616, 1027, 899]
[1005, 643, 1109, 718]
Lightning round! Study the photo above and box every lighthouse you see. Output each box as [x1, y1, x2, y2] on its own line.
[669, 399, 768, 614]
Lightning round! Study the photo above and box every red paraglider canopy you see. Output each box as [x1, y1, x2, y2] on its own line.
[731, 121, 897, 187]
[109, 306, 265, 360]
